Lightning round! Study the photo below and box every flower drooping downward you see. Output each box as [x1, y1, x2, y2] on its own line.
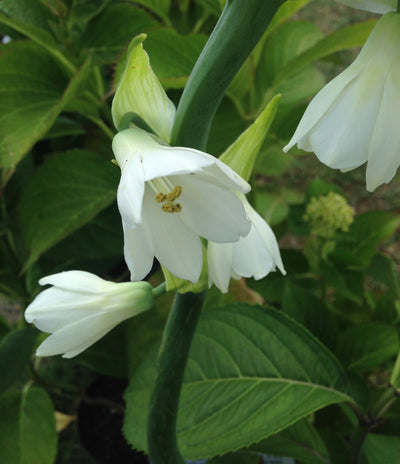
[25, 271, 154, 358]
[113, 128, 251, 283]
[284, 12, 400, 192]
[207, 194, 286, 293]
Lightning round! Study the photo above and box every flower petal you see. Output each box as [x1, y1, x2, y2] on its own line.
[117, 152, 145, 228]
[35, 312, 125, 358]
[207, 241, 233, 293]
[175, 175, 251, 243]
[283, 64, 362, 152]
[142, 188, 202, 283]
[307, 69, 383, 170]
[123, 220, 155, 281]
[39, 271, 108, 293]
[25, 287, 103, 332]
[366, 70, 400, 191]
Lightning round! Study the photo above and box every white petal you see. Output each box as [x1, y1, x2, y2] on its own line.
[35, 312, 126, 358]
[117, 153, 145, 228]
[199, 162, 251, 194]
[175, 175, 251, 243]
[39, 271, 108, 293]
[249, 207, 286, 275]
[143, 188, 202, 283]
[231, 226, 275, 280]
[142, 145, 215, 180]
[207, 241, 233, 293]
[123, 220, 155, 281]
[283, 64, 362, 152]
[25, 287, 103, 332]
[366, 71, 400, 191]
[307, 69, 383, 170]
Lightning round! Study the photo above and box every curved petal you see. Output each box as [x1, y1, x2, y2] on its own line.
[175, 175, 251, 243]
[117, 153, 145, 228]
[249, 206, 286, 275]
[25, 287, 103, 332]
[35, 312, 125, 358]
[39, 271, 107, 293]
[123, 220, 155, 281]
[307, 69, 383, 170]
[142, 189, 202, 283]
[283, 64, 362, 152]
[199, 162, 251, 194]
[367, 70, 400, 191]
[207, 241, 233, 293]
[231, 227, 275, 280]
[142, 146, 215, 180]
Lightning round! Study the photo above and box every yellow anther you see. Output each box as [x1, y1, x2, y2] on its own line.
[166, 185, 182, 202]
[155, 193, 167, 203]
[161, 202, 176, 213]
[174, 203, 182, 212]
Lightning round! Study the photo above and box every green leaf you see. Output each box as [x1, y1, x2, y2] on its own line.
[0, 42, 92, 170]
[0, 329, 38, 394]
[337, 323, 399, 371]
[283, 282, 338, 350]
[0, 385, 57, 464]
[80, 4, 158, 64]
[209, 452, 258, 464]
[249, 418, 330, 464]
[219, 95, 281, 181]
[19, 149, 119, 270]
[363, 434, 400, 464]
[130, 0, 171, 24]
[254, 191, 290, 226]
[145, 29, 207, 89]
[0, 12, 75, 74]
[275, 20, 377, 83]
[367, 254, 400, 298]
[124, 304, 352, 459]
[0, 0, 51, 29]
[255, 138, 294, 177]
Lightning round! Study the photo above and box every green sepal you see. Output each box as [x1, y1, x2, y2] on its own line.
[112, 34, 176, 142]
[219, 94, 281, 181]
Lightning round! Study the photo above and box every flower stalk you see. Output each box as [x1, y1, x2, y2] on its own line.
[146, 2, 283, 463]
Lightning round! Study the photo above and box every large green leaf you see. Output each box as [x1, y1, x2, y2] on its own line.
[80, 4, 158, 64]
[0, 329, 38, 395]
[0, 0, 51, 29]
[0, 41, 91, 170]
[363, 434, 400, 464]
[130, 0, 171, 24]
[19, 149, 119, 270]
[248, 418, 330, 464]
[0, 386, 57, 464]
[124, 304, 352, 459]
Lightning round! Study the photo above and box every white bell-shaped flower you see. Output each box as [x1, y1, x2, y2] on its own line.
[25, 271, 154, 358]
[113, 128, 251, 283]
[207, 195, 286, 293]
[284, 12, 400, 192]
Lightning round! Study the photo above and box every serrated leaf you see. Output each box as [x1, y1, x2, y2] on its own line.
[249, 418, 330, 464]
[0, 42, 91, 170]
[124, 304, 352, 460]
[0, 386, 57, 464]
[0, 328, 38, 394]
[19, 149, 119, 269]
[80, 4, 158, 64]
[337, 323, 399, 371]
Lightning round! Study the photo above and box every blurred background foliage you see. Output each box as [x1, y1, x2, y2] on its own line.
[0, 0, 399, 463]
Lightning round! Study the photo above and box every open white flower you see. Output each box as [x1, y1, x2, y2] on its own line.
[335, 0, 396, 14]
[113, 128, 251, 283]
[25, 271, 154, 358]
[207, 195, 286, 293]
[284, 12, 400, 192]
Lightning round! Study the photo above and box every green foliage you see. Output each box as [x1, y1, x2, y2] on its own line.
[124, 304, 352, 459]
[0, 385, 57, 464]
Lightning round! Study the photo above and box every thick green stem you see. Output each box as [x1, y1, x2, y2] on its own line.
[147, 292, 205, 464]
[171, 0, 283, 150]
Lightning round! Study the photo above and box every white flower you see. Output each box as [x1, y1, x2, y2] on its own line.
[113, 128, 251, 283]
[284, 12, 400, 192]
[25, 271, 154, 358]
[207, 195, 286, 293]
[335, 0, 396, 14]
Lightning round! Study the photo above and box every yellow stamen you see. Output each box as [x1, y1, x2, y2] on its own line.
[155, 193, 166, 203]
[166, 185, 182, 202]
